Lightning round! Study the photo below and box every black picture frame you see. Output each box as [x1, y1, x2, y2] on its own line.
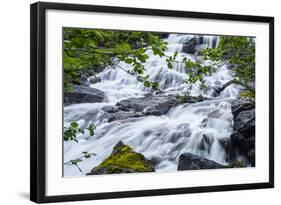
[30, 2, 274, 203]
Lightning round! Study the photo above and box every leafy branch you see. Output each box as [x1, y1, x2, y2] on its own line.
[64, 151, 96, 174]
[64, 122, 96, 143]
[64, 29, 168, 90]
[199, 37, 255, 99]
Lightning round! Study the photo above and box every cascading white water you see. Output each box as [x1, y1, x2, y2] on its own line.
[202, 35, 219, 49]
[64, 34, 240, 176]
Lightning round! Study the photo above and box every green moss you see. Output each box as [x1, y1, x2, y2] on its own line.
[90, 142, 154, 174]
[227, 160, 246, 168]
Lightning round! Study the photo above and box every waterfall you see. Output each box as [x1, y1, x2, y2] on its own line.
[64, 34, 238, 176]
[202, 35, 219, 49]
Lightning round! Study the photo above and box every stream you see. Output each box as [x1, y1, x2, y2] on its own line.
[64, 34, 243, 176]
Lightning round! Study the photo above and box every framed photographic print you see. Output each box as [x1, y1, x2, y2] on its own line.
[30, 1, 274, 203]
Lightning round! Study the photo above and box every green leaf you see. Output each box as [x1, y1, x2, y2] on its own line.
[93, 30, 104, 41]
[137, 54, 149, 63]
[70, 159, 82, 164]
[136, 75, 144, 82]
[173, 51, 179, 60]
[167, 62, 173, 69]
[87, 124, 96, 136]
[70, 122, 78, 128]
[84, 154, 91, 158]
[152, 47, 162, 56]
[151, 82, 160, 90]
[144, 81, 151, 88]
[89, 130, 94, 136]
[125, 58, 134, 64]
[184, 60, 194, 69]
[114, 42, 132, 53]
[134, 48, 145, 55]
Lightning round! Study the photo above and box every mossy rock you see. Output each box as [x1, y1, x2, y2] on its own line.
[87, 141, 155, 175]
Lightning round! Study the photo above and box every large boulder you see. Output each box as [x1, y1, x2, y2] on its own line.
[87, 141, 155, 175]
[116, 94, 180, 116]
[231, 99, 255, 118]
[100, 105, 144, 123]
[230, 117, 255, 166]
[182, 38, 198, 54]
[233, 109, 255, 130]
[177, 153, 225, 170]
[230, 99, 255, 166]
[98, 94, 208, 122]
[64, 85, 107, 105]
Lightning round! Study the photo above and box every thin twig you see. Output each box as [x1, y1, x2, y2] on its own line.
[64, 47, 114, 55]
[113, 63, 136, 77]
[75, 164, 84, 174]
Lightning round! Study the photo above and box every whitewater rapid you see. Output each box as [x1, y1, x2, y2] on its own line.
[64, 34, 241, 176]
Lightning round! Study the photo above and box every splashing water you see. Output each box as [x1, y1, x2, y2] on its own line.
[64, 34, 240, 176]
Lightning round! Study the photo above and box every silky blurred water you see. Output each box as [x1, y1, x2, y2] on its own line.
[64, 34, 241, 176]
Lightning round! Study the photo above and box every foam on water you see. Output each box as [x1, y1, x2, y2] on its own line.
[64, 34, 238, 176]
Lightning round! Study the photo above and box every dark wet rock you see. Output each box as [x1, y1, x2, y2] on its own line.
[116, 94, 180, 116]
[91, 65, 105, 74]
[247, 149, 255, 166]
[88, 75, 101, 84]
[201, 118, 208, 127]
[87, 141, 155, 175]
[99, 106, 144, 123]
[230, 99, 255, 166]
[158, 33, 169, 39]
[71, 69, 102, 86]
[143, 130, 153, 137]
[219, 137, 236, 163]
[182, 38, 198, 54]
[230, 117, 255, 149]
[64, 85, 107, 105]
[182, 35, 218, 54]
[231, 99, 255, 118]
[101, 105, 119, 113]
[80, 80, 90, 87]
[177, 153, 226, 170]
[107, 112, 144, 123]
[233, 110, 255, 130]
[111, 141, 125, 155]
[150, 156, 164, 166]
